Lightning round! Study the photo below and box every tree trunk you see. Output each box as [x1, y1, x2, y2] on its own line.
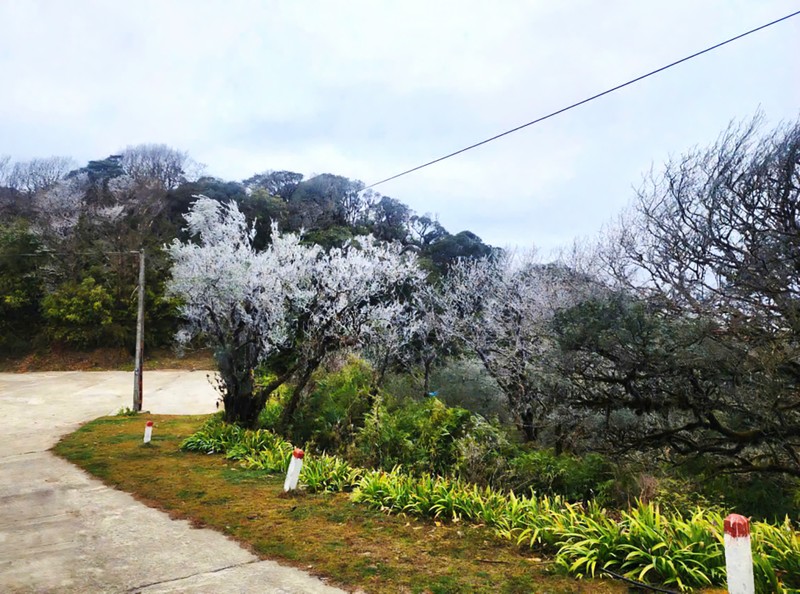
[217, 348, 295, 428]
[554, 422, 564, 455]
[369, 351, 391, 406]
[422, 357, 432, 398]
[279, 358, 321, 430]
[223, 387, 268, 429]
[519, 405, 537, 442]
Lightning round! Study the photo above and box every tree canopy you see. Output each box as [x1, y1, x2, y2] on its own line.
[3, 116, 800, 480]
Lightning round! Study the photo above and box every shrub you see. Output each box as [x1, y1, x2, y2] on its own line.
[507, 449, 615, 503]
[698, 472, 800, 523]
[286, 358, 374, 451]
[350, 396, 473, 476]
[255, 373, 293, 430]
[257, 394, 285, 431]
[42, 277, 123, 348]
[453, 415, 517, 486]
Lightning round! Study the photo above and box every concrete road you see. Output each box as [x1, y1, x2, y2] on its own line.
[0, 371, 345, 594]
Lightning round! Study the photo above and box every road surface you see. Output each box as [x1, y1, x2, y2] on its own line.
[0, 371, 344, 593]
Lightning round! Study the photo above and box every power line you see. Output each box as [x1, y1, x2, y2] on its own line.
[364, 9, 800, 190]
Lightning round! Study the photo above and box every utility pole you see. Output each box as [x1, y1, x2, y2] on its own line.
[133, 249, 145, 411]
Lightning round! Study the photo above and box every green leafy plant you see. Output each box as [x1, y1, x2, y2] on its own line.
[180, 414, 244, 454]
[181, 412, 800, 593]
[350, 467, 800, 593]
[286, 358, 374, 450]
[350, 396, 473, 476]
[42, 277, 121, 348]
[507, 448, 615, 503]
[301, 456, 363, 493]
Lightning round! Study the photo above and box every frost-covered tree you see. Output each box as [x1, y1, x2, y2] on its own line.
[167, 197, 316, 425]
[32, 174, 86, 240]
[360, 281, 437, 394]
[274, 232, 425, 426]
[440, 251, 597, 442]
[167, 196, 423, 427]
[363, 280, 458, 397]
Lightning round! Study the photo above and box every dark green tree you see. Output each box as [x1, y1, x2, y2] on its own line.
[423, 230, 494, 274]
[566, 116, 800, 475]
[0, 222, 43, 351]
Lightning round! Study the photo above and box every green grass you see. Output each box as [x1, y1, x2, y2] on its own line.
[179, 416, 798, 593]
[53, 414, 627, 594]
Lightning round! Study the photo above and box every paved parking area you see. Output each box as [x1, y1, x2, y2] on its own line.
[0, 371, 343, 593]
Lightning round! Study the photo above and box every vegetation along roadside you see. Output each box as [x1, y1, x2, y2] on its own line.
[54, 414, 628, 594]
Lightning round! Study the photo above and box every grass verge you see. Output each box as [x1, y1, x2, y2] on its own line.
[53, 414, 632, 594]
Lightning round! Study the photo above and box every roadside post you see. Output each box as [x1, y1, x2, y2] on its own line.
[724, 513, 754, 594]
[143, 420, 153, 444]
[283, 448, 304, 491]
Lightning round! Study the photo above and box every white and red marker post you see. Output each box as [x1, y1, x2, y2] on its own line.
[143, 420, 153, 444]
[724, 513, 754, 594]
[283, 447, 304, 492]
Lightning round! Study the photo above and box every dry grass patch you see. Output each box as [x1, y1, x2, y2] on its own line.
[54, 414, 631, 593]
[0, 347, 214, 372]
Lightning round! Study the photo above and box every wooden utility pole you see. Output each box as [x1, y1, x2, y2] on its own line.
[133, 249, 145, 411]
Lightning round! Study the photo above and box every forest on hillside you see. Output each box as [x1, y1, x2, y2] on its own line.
[3, 116, 800, 526]
[0, 146, 493, 354]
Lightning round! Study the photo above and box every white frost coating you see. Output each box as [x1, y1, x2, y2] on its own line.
[436, 251, 598, 427]
[724, 534, 755, 594]
[166, 196, 425, 400]
[283, 456, 303, 491]
[31, 174, 87, 239]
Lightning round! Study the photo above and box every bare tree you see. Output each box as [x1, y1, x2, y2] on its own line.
[0, 155, 11, 186]
[121, 144, 192, 189]
[565, 115, 800, 475]
[7, 156, 75, 194]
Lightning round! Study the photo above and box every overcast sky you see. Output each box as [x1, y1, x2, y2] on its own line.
[1, 0, 798, 252]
